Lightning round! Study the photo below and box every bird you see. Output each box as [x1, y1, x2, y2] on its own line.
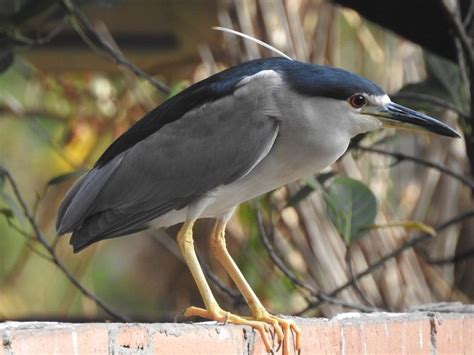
[56, 57, 459, 354]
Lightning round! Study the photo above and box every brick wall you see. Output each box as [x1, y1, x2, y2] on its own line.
[1, 312, 473, 354]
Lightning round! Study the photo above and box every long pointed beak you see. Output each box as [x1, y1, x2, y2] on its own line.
[361, 102, 460, 138]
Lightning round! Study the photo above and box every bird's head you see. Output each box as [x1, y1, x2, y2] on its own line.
[347, 92, 460, 138]
[284, 61, 460, 139]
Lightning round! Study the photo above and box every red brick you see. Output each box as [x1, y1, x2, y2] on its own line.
[151, 323, 247, 354]
[75, 324, 109, 354]
[0, 313, 473, 354]
[436, 314, 474, 354]
[2, 323, 108, 355]
[300, 319, 340, 354]
[341, 314, 431, 354]
[249, 317, 339, 354]
[462, 316, 474, 351]
[8, 326, 75, 354]
[247, 325, 285, 354]
[114, 325, 148, 352]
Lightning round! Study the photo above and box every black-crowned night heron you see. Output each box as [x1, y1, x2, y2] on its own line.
[56, 57, 459, 353]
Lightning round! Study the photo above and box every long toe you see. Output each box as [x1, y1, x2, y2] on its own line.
[184, 306, 276, 353]
[247, 313, 301, 355]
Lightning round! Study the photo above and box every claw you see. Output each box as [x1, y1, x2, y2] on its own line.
[184, 306, 301, 354]
[246, 313, 301, 354]
[184, 306, 275, 352]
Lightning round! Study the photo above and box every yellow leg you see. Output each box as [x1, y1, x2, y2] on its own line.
[209, 218, 302, 354]
[177, 220, 276, 352]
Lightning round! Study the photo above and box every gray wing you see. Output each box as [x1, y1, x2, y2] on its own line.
[57, 71, 282, 251]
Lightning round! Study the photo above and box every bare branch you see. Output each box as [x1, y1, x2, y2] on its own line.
[440, 0, 474, 64]
[438, 0, 474, 177]
[345, 249, 377, 309]
[441, 0, 474, 65]
[3, 218, 53, 261]
[300, 208, 474, 313]
[1, 17, 68, 47]
[463, 0, 474, 27]
[60, 0, 170, 95]
[255, 208, 381, 313]
[355, 145, 474, 190]
[2, 168, 128, 321]
[0, 105, 68, 122]
[423, 247, 474, 265]
[454, 37, 472, 106]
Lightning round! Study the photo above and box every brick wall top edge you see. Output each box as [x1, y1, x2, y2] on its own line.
[1, 311, 471, 331]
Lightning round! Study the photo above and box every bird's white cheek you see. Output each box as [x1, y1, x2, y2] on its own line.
[349, 113, 383, 136]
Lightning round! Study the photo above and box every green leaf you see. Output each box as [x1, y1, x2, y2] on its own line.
[397, 52, 465, 112]
[46, 169, 86, 187]
[424, 54, 461, 105]
[0, 207, 14, 220]
[324, 177, 377, 244]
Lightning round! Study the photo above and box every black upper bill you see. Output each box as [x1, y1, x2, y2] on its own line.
[377, 102, 460, 138]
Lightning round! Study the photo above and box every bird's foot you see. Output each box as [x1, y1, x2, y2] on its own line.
[184, 306, 300, 354]
[184, 306, 274, 351]
[247, 311, 301, 355]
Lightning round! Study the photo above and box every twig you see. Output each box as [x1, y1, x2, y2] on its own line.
[0, 105, 68, 122]
[439, 0, 474, 179]
[454, 37, 471, 108]
[3, 168, 128, 321]
[1, 17, 68, 47]
[463, 0, 474, 27]
[3, 219, 53, 261]
[392, 92, 469, 120]
[423, 248, 474, 265]
[345, 249, 376, 308]
[300, 208, 474, 314]
[256, 210, 313, 302]
[355, 145, 474, 190]
[255, 208, 380, 313]
[441, 0, 474, 65]
[60, 0, 170, 95]
[95, 23, 157, 111]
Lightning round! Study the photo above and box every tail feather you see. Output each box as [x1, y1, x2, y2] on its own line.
[69, 201, 174, 252]
[56, 156, 124, 235]
[70, 217, 148, 253]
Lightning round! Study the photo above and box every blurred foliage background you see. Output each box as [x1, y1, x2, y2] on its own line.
[0, 0, 473, 322]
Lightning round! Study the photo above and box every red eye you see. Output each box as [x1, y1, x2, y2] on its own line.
[349, 94, 366, 108]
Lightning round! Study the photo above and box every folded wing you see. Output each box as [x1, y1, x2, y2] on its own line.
[56, 70, 282, 252]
